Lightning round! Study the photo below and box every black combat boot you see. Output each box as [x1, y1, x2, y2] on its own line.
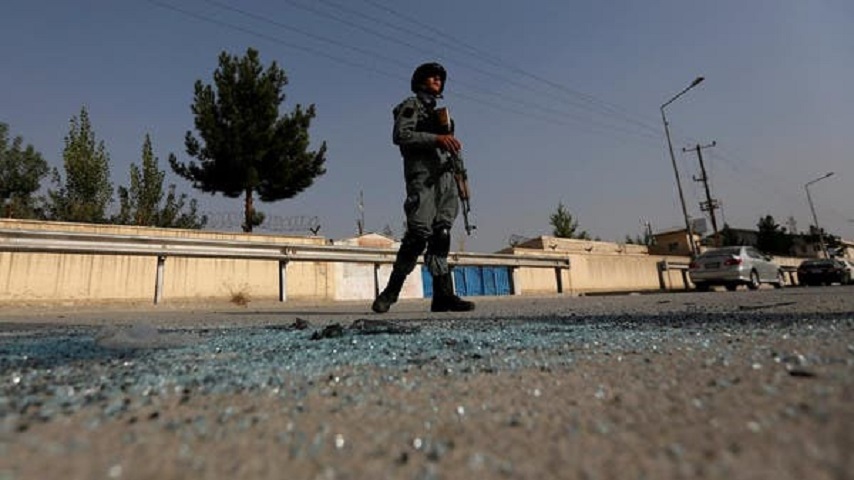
[430, 273, 475, 312]
[372, 270, 407, 313]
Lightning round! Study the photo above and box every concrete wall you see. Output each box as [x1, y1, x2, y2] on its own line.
[0, 219, 328, 305]
[506, 236, 685, 294]
[510, 236, 808, 295]
[330, 234, 422, 301]
[511, 249, 688, 294]
[0, 224, 817, 306]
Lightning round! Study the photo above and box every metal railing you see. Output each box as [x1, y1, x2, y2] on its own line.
[657, 259, 799, 290]
[656, 260, 691, 290]
[0, 228, 570, 304]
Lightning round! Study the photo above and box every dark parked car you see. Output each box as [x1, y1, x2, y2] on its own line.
[689, 246, 784, 291]
[797, 258, 853, 286]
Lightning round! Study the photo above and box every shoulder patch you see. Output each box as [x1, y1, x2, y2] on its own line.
[401, 106, 415, 118]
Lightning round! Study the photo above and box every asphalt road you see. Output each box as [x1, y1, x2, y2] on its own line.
[1, 285, 852, 480]
[2, 283, 852, 327]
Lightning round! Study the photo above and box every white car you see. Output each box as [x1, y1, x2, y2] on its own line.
[689, 246, 784, 291]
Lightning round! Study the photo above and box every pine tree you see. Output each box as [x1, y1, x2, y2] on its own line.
[550, 202, 590, 239]
[756, 214, 792, 255]
[170, 48, 327, 232]
[0, 123, 49, 218]
[47, 107, 113, 223]
[116, 134, 207, 229]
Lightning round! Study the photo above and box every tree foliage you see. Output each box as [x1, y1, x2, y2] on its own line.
[624, 232, 653, 246]
[46, 107, 113, 223]
[719, 223, 741, 247]
[0, 123, 49, 218]
[756, 214, 792, 255]
[170, 48, 327, 232]
[550, 202, 590, 239]
[158, 185, 208, 230]
[804, 225, 841, 251]
[115, 134, 207, 229]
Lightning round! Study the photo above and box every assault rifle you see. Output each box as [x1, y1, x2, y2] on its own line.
[435, 107, 476, 235]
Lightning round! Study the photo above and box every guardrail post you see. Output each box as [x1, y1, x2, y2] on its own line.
[0, 229, 575, 304]
[279, 260, 288, 302]
[776, 266, 796, 286]
[154, 256, 166, 304]
[657, 260, 667, 290]
[373, 263, 381, 298]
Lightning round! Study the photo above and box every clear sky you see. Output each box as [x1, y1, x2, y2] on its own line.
[2, 0, 852, 252]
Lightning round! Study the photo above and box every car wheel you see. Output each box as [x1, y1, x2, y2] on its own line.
[773, 271, 784, 289]
[747, 270, 760, 290]
[695, 283, 710, 292]
[725, 283, 738, 292]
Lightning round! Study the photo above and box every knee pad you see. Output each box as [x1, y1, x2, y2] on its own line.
[434, 226, 450, 242]
[427, 226, 451, 256]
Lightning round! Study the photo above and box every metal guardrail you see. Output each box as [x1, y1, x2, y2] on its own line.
[656, 260, 691, 290]
[0, 228, 570, 304]
[657, 259, 799, 290]
[779, 265, 798, 285]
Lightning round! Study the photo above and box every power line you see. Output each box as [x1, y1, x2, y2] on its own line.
[276, 0, 664, 141]
[204, 0, 661, 142]
[147, 0, 851, 236]
[699, 145, 850, 232]
[143, 1, 573, 135]
[354, 0, 664, 137]
[148, 0, 665, 146]
[147, 0, 403, 80]
[202, 0, 411, 70]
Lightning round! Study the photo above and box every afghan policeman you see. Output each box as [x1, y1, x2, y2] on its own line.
[372, 62, 475, 314]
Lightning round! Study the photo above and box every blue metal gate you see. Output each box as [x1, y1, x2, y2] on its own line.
[422, 266, 511, 297]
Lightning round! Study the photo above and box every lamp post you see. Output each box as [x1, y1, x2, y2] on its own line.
[805, 172, 834, 258]
[661, 76, 704, 256]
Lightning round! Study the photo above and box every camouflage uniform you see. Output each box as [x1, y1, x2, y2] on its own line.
[372, 63, 474, 314]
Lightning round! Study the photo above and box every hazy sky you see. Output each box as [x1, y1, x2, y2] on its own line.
[2, 0, 852, 252]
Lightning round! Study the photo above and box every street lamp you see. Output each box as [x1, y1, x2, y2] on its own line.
[661, 76, 704, 256]
[805, 172, 834, 258]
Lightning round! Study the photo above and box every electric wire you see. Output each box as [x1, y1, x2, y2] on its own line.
[147, 0, 404, 81]
[273, 0, 664, 141]
[152, 0, 666, 148]
[206, 0, 663, 143]
[148, 0, 849, 238]
[353, 0, 665, 137]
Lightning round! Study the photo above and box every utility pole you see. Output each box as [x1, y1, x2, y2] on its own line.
[805, 172, 834, 258]
[684, 141, 720, 247]
[661, 76, 705, 256]
[356, 190, 365, 235]
[639, 218, 654, 246]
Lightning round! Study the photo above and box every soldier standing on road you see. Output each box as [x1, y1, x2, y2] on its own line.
[372, 62, 475, 314]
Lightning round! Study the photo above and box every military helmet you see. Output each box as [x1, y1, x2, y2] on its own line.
[410, 62, 447, 94]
